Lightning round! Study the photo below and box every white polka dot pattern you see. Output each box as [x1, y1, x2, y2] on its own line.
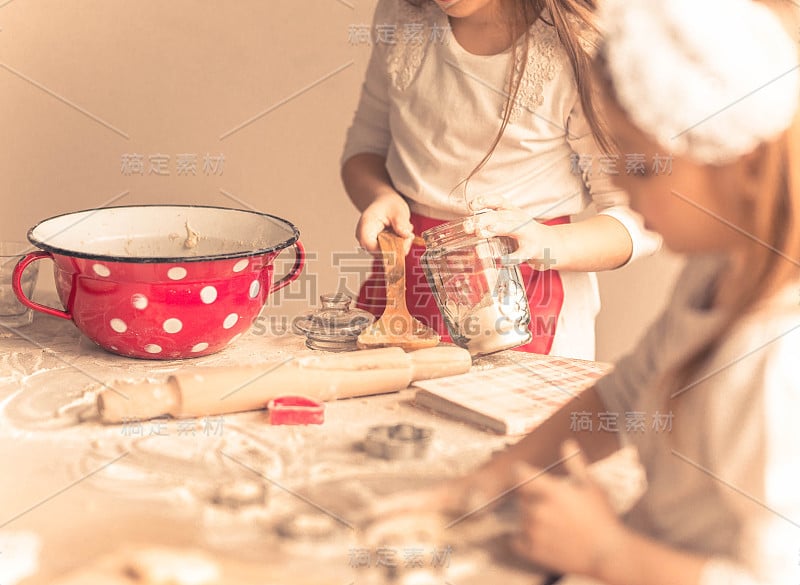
[163, 318, 183, 334]
[167, 266, 187, 280]
[92, 263, 111, 277]
[131, 294, 148, 309]
[84, 250, 283, 359]
[200, 286, 217, 304]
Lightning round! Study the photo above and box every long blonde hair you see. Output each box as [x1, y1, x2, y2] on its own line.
[405, 0, 613, 195]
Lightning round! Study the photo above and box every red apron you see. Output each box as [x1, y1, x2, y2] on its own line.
[356, 213, 568, 355]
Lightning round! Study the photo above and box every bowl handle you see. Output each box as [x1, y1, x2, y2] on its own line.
[270, 240, 305, 293]
[12, 251, 72, 320]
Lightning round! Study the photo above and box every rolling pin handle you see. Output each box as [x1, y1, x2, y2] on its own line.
[407, 346, 473, 381]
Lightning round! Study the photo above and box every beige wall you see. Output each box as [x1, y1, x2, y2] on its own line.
[1, 0, 678, 361]
[595, 251, 684, 362]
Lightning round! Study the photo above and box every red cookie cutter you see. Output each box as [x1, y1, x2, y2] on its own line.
[267, 396, 325, 425]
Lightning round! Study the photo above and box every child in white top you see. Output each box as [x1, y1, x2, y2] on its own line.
[418, 0, 800, 583]
[341, 0, 661, 359]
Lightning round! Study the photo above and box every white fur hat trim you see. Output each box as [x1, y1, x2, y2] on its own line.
[600, 0, 799, 164]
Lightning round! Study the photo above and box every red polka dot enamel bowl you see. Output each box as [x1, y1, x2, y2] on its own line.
[12, 205, 305, 359]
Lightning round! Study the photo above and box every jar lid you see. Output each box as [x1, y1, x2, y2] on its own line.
[420, 211, 492, 248]
[292, 293, 374, 352]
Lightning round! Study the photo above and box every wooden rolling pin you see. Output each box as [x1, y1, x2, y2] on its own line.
[97, 346, 472, 423]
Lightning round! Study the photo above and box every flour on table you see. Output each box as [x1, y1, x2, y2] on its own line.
[0, 531, 40, 585]
[126, 547, 220, 585]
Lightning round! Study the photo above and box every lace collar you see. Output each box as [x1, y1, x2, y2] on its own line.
[386, 1, 565, 121]
[386, 0, 444, 92]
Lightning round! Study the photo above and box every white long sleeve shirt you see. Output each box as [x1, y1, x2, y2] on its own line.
[593, 255, 800, 584]
[342, 0, 661, 360]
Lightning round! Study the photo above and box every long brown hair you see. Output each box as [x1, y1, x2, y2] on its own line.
[405, 0, 613, 197]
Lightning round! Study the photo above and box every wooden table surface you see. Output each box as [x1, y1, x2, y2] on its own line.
[0, 305, 558, 585]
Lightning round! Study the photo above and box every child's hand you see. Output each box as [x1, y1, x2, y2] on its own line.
[356, 191, 414, 254]
[510, 440, 627, 578]
[467, 194, 563, 270]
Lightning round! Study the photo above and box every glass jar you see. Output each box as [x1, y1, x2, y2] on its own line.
[292, 293, 374, 352]
[421, 215, 532, 356]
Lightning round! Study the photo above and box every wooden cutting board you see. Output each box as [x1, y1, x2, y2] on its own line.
[413, 354, 612, 435]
